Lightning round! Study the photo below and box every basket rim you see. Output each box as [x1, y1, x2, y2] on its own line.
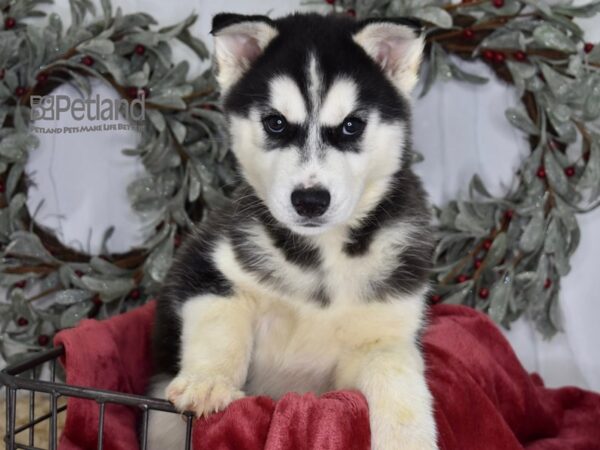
[0, 346, 187, 415]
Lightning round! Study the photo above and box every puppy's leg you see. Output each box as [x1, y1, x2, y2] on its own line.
[336, 343, 437, 450]
[166, 294, 255, 417]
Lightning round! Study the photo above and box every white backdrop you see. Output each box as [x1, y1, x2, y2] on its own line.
[24, 0, 600, 391]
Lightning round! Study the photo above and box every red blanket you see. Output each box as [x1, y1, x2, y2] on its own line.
[54, 302, 600, 450]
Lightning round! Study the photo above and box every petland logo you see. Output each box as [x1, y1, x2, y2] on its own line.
[30, 94, 145, 133]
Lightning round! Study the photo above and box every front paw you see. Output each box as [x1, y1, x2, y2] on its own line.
[166, 374, 245, 417]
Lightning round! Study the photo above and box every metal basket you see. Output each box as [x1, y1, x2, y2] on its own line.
[1, 346, 194, 450]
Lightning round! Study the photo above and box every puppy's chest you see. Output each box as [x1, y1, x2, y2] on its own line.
[244, 297, 411, 399]
[245, 231, 399, 305]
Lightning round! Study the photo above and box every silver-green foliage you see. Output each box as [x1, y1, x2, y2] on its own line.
[0, 0, 235, 362]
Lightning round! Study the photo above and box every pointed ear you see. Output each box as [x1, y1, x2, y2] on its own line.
[211, 14, 278, 93]
[353, 19, 424, 96]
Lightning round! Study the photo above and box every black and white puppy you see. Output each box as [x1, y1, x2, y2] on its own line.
[148, 12, 437, 450]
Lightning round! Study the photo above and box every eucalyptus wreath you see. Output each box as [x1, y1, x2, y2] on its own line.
[327, 0, 600, 337]
[0, 0, 235, 362]
[1, 0, 599, 363]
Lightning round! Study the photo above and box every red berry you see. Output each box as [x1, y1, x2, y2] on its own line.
[483, 239, 493, 251]
[492, 0, 504, 7]
[0, 68, 5, 80]
[536, 166, 547, 179]
[129, 289, 141, 300]
[544, 278, 552, 289]
[504, 209, 514, 221]
[456, 274, 470, 283]
[514, 51, 527, 61]
[15, 280, 26, 289]
[478, 288, 490, 299]
[564, 166, 575, 177]
[17, 317, 28, 326]
[0, 181, 5, 193]
[483, 50, 495, 61]
[584, 43, 594, 54]
[430, 294, 442, 304]
[75, 270, 85, 277]
[38, 335, 50, 346]
[92, 295, 102, 306]
[463, 28, 475, 39]
[82, 56, 94, 66]
[126, 86, 139, 98]
[134, 44, 146, 55]
[174, 234, 182, 248]
[325, 0, 335, 4]
[15, 86, 26, 96]
[5, 17, 16, 29]
[474, 258, 483, 269]
[494, 52, 506, 63]
[347, 9, 356, 17]
[36, 72, 48, 84]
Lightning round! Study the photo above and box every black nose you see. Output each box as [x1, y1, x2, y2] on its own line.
[291, 187, 331, 218]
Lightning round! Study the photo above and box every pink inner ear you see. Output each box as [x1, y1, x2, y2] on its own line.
[375, 37, 411, 74]
[375, 42, 392, 72]
[224, 33, 262, 64]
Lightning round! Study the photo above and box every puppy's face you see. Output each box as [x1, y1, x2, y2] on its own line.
[212, 14, 423, 235]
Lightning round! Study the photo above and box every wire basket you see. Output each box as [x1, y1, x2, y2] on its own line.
[1, 346, 194, 450]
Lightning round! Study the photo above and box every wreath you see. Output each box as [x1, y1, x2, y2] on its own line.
[0, 0, 235, 361]
[1, 0, 599, 362]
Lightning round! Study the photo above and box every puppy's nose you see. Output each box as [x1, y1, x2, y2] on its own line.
[291, 187, 331, 218]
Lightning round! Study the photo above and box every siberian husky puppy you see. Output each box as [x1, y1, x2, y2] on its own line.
[148, 12, 437, 450]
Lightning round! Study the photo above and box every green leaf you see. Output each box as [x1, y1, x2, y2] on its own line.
[80, 276, 134, 301]
[144, 231, 174, 283]
[76, 38, 115, 55]
[544, 150, 569, 196]
[579, 142, 600, 190]
[533, 24, 577, 53]
[411, 6, 452, 29]
[469, 174, 492, 198]
[5, 232, 55, 263]
[552, 1, 600, 18]
[505, 107, 539, 135]
[449, 62, 488, 85]
[520, 213, 545, 252]
[541, 64, 573, 99]
[483, 232, 507, 268]
[54, 289, 92, 305]
[60, 302, 92, 328]
[488, 275, 513, 324]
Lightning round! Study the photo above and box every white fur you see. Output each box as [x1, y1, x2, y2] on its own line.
[229, 78, 406, 237]
[269, 76, 307, 124]
[213, 21, 278, 93]
[353, 23, 424, 96]
[319, 78, 358, 126]
[159, 223, 436, 450]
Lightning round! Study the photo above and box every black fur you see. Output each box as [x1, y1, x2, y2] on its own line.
[222, 14, 413, 126]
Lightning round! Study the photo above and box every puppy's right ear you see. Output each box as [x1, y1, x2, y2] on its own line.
[211, 14, 278, 94]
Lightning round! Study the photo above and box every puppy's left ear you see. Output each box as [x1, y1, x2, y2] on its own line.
[211, 13, 278, 94]
[353, 19, 424, 96]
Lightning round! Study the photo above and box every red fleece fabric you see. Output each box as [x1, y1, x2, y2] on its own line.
[54, 302, 600, 450]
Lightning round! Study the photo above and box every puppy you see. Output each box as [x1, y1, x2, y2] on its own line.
[148, 12, 437, 450]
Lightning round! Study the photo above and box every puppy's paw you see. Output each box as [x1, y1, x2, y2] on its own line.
[166, 374, 244, 417]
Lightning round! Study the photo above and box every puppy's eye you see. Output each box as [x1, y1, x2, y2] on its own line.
[341, 117, 365, 137]
[263, 115, 287, 135]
